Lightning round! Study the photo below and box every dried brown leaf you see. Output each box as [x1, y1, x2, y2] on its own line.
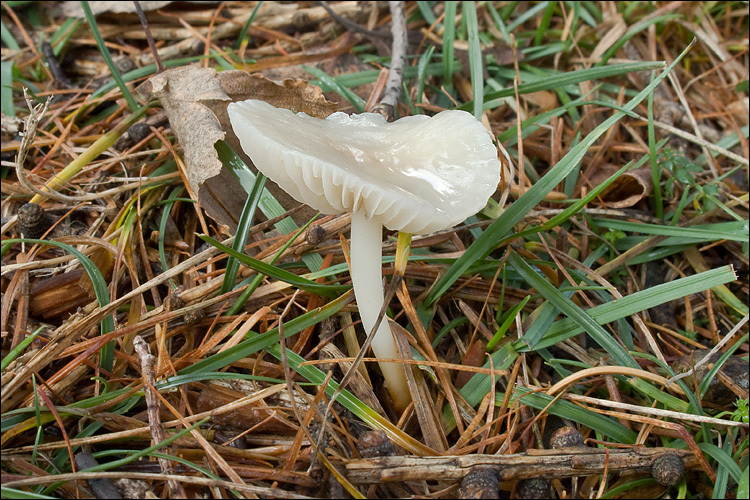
[138, 66, 336, 230]
[581, 165, 653, 208]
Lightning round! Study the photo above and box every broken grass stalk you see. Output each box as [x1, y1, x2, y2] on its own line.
[29, 106, 149, 204]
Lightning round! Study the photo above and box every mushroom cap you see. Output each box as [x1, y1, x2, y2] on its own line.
[228, 99, 501, 234]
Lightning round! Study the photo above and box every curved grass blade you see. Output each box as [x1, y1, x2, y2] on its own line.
[199, 235, 349, 298]
[1, 326, 43, 372]
[508, 251, 637, 368]
[220, 172, 267, 295]
[511, 387, 638, 444]
[157, 186, 185, 284]
[3, 238, 114, 370]
[515, 265, 736, 351]
[460, 61, 664, 112]
[215, 140, 323, 272]
[179, 291, 353, 375]
[425, 42, 693, 306]
[698, 442, 743, 484]
[80, 1, 139, 111]
[226, 215, 318, 317]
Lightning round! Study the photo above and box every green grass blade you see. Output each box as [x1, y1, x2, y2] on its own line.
[220, 173, 267, 295]
[179, 292, 352, 375]
[4, 238, 114, 370]
[600, 219, 748, 243]
[415, 45, 435, 113]
[534, 1, 557, 46]
[596, 14, 680, 66]
[80, 1, 139, 112]
[626, 378, 689, 412]
[515, 265, 737, 351]
[215, 140, 323, 272]
[416, 1, 437, 24]
[199, 235, 350, 298]
[698, 442, 743, 483]
[647, 71, 663, 218]
[77, 419, 208, 472]
[92, 55, 204, 102]
[486, 2, 510, 44]
[511, 387, 638, 443]
[497, 96, 638, 145]
[506, 1, 549, 32]
[461, 61, 664, 112]
[424, 43, 691, 307]
[487, 295, 529, 351]
[739, 465, 749, 499]
[225, 216, 318, 317]
[157, 186, 185, 282]
[508, 251, 637, 368]
[442, 1, 457, 88]
[234, 1, 263, 49]
[0, 487, 57, 499]
[303, 65, 364, 112]
[463, 1, 483, 120]
[1, 61, 15, 117]
[699, 333, 749, 401]
[1, 20, 21, 51]
[1, 326, 43, 372]
[49, 18, 81, 56]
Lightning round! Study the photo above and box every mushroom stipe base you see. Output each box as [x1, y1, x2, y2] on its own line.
[350, 210, 412, 412]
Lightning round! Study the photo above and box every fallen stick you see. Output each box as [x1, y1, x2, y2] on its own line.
[344, 447, 697, 484]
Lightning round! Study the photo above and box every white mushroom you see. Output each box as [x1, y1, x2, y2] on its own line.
[228, 99, 502, 411]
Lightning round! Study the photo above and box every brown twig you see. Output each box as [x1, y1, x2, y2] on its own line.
[133, 335, 186, 498]
[344, 447, 698, 484]
[316, 1, 387, 39]
[133, 1, 164, 73]
[41, 42, 73, 89]
[372, 1, 407, 121]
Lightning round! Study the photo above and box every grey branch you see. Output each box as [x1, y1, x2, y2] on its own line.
[374, 1, 407, 121]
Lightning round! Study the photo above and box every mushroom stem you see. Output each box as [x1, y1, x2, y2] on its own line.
[349, 210, 411, 412]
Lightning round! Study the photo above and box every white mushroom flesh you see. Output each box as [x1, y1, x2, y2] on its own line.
[228, 99, 501, 235]
[229, 99, 502, 412]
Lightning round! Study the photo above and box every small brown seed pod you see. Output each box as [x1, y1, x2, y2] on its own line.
[514, 477, 551, 499]
[17, 203, 51, 239]
[305, 224, 327, 245]
[672, 348, 749, 406]
[165, 285, 187, 311]
[549, 425, 584, 449]
[651, 453, 684, 487]
[459, 466, 499, 499]
[358, 430, 394, 458]
[184, 308, 205, 325]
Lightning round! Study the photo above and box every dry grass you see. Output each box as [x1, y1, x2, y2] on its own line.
[1, 2, 748, 499]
